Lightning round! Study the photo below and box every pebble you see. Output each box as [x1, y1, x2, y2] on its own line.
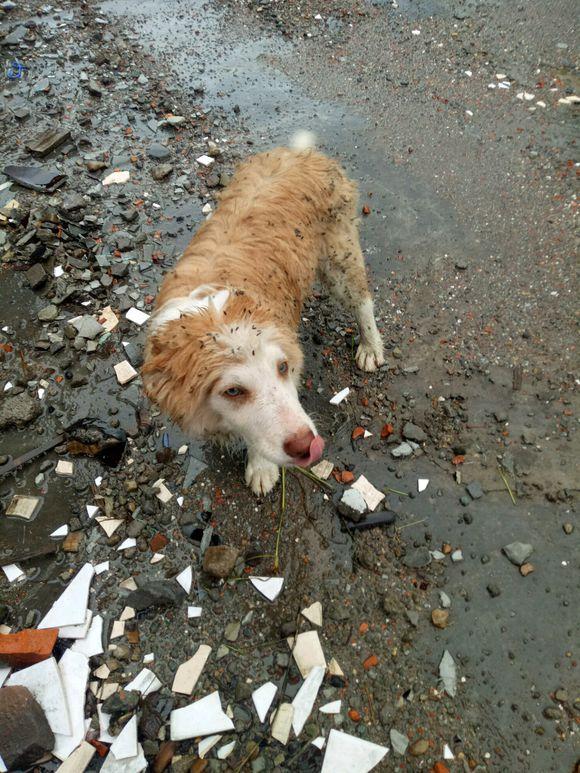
[563, 523, 573, 535]
[390, 728, 409, 755]
[151, 164, 174, 181]
[466, 481, 483, 499]
[487, 583, 501, 598]
[37, 305, 58, 322]
[391, 442, 414, 458]
[402, 422, 427, 443]
[502, 542, 533, 566]
[431, 609, 449, 628]
[409, 738, 429, 756]
[202, 545, 239, 578]
[403, 547, 431, 568]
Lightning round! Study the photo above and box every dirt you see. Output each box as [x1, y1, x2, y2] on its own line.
[0, 0, 578, 771]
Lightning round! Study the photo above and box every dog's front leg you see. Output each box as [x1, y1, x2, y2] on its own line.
[245, 451, 280, 496]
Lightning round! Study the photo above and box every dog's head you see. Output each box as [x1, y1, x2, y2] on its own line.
[143, 291, 324, 467]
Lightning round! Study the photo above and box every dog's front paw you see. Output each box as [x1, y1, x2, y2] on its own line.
[245, 456, 280, 495]
[356, 342, 385, 372]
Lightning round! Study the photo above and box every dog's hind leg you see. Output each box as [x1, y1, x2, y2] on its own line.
[319, 215, 385, 372]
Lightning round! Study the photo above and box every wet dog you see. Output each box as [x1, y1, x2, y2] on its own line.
[143, 134, 384, 494]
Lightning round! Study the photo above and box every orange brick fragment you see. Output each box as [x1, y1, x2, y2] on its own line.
[149, 533, 168, 552]
[363, 654, 378, 670]
[351, 426, 365, 440]
[359, 622, 369, 634]
[348, 709, 361, 722]
[381, 423, 394, 438]
[340, 471, 354, 484]
[433, 763, 450, 773]
[0, 627, 58, 667]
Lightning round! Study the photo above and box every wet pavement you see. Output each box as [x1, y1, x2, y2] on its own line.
[0, 0, 578, 771]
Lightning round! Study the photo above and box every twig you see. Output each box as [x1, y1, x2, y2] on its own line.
[292, 465, 333, 491]
[385, 486, 409, 497]
[396, 518, 427, 531]
[498, 464, 516, 505]
[273, 466, 286, 572]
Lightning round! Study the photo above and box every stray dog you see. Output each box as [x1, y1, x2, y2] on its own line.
[143, 133, 384, 494]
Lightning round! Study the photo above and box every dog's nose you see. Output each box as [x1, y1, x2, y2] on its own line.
[284, 428, 315, 459]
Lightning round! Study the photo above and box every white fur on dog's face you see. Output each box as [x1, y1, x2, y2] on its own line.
[207, 325, 317, 466]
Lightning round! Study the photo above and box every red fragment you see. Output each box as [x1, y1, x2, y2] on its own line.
[149, 533, 168, 552]
[0, 628, 58, 667]
[363, 654, 378, 670]
[381, 423, 394, 438]
[351, 427, 365, 440]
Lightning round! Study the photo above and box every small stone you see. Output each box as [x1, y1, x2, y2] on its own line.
[102, 689, 140, 717]
[391, 442, 414, 458]
[390, 728, 409, 756]
[409, 738, 429, 756]
[148, 143, 171, 160]
[38, 304, 58, 321]
[520, 562, 534, 576]
[0, 685, 55, 770]
[450, 550, 463, 562]
[402, 422, 427, 443]
[25, 263, 47, 289]
[502, 542, 533, 567]
[87, 79, 103, 96]
[126, 581, 185, 611]
[224, 622, 240, 642]
[402, 547, 431, 568]
[0, 393, 42, 430]
[542, 707, 561, 720]
[466, 481, 483, 499]
[202, 545, 239, 578]
[554, 688, 568, 702]
[563, 523, 573, 535]
[151, 164, 173, 181]
[487, 583, 501, 598]
[406, 610, 419, 627]
[431, 609, 449, 629]
[73, 315, 105, 340]
[439, 591, 451, 608]
[455, 258, 468, 270]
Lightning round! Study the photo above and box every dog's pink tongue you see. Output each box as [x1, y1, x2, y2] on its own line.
[308, 435, 325, 464]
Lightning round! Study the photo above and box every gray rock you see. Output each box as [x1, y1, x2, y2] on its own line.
[102, 689, 140, 717]
[203, 545, 239, 578]
[73, 315, 104, 340]
[2, 25, 27, 46]
[25, 263, 47, 289]
[502, 542, 533, 566]
[0, 393, 42, 430]
[391, 442, 414, 458]
[402, 547, 431, 568]
[38, 304, 58, 321]
[0, 686, 55, 769]
[148, 143, 171, 160]
[390, 728, 409, 756]
[466, 481, 483, 500]
[126, 581, 186, 611]
[337, 488, 367, 521]
[451, 549, 463, 562]
[402, 422, 427, 443]
[224, 621, 240, 642]
[406, 610, 419, 627]
[151, 163, 173, 181]
[439, 591, 451, 609]
[487, 583, 501, 598]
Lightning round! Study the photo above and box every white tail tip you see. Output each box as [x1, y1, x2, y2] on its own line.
[290, 130, 316, 151]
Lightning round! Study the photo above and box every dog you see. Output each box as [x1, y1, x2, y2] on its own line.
[143, 133, 384, 495]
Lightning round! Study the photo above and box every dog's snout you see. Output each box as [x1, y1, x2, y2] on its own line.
[284, 428, 315, 459]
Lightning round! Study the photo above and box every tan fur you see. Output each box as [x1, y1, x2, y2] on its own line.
[143, 146, 383, 491]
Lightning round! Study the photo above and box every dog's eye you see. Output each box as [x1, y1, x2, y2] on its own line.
[278, 361, 288, 375]
[224, 386, 244, 398]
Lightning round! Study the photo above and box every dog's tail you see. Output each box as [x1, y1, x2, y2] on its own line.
[290, 130, 316, 151]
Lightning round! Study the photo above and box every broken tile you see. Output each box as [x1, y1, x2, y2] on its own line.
[351, 475, 385, 512]
[175, 566, 192, 593]
[110, 715, 138, 760]
[38, 563, 94, 630]
[196, 154, 214, 166]
[94, 561, 109, 575]
[102, 170, 130, 186]
[93, 664, 110, 680]
[320, 700, 341, 714]
[5, 494, 41, 520]
[250, 576, 284, 601]
[2, 564, 25, 582]
[110, 621, 125, 639]
[271, 703, 294, 745]
[312, 736, 326, 750]
[98, 518, 124, 537]
[153, 479, 172, 503]
[100, 743, 147, 773]
[172, 644, 212, 695]
[125, 307, 150, 326]
[321, 730, 388, 773]
[252, 681, 277, 723]
[55, 741, 96, 773]
[25, 128, 72, 158]
[217, 740, 236, 759]
[119, 577, 137, 591]
[117, 538, 136, 551]
[198, 734, 222, 758]
[170, 691, 234, 740]
[417, 478, 429, 493]
[125, 668, 162, 696]
[187, 606, 202, 619]
[310, 460, 334, 479]
[71, 615, 104, 658]
[86, 505, 99, 519]
[98, 306, 119, 332]
[55, 460, 74, 477]
[301, 601, 322, 627]
[114, 360, 138, 385]
[292, 665, 325, 737]
[52, 650, 89, 760]
[328, 658, 344, 677]
[50, 524, 69, 538]
[7, 656, 71, 735]
[0, 628, 58, 667]
[291, 630, 327, 678]
[59, 609, 93, 640]
[329, 387, 350, 405]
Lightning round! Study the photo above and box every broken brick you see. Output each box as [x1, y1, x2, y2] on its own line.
[0, 627, 58, 667]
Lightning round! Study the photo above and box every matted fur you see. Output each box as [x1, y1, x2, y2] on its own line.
[143, 146, 383, 492]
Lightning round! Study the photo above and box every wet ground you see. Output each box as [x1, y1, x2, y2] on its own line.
[0, 0, 578, 771]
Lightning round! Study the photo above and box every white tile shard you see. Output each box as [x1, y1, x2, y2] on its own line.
[251, 681, 277, 723]
[292, 665, 325, 737]
[110, 620, 125, 639]
[86, 504, 99, 519]
[55, 741, 96, 773]
[53, 650, 90, 761]
[320, 700, 341, 714]
[301, 601, 323, 627]
[310, 459, 334, 479]
[71, 615, 104, 657]
[291, 630, 327, 678]
[196, 154, 215, 166]
[38, 562, 94, 630]
[351, 475, 385, 512]
[249, 576, 284, 601]
[2, 564, 24, 582]
[7, 657, 71, 735]
[94, 561, 109, 575]
[439, 650, 457, 697]
[198, 734, 222, 758]
[98, 705, 116, 743]
[312, 736, 326, 750]
[444, 743, 455, 759]
[51, 524, 69, 538]
[217, 740, 236, 759]
[6, 494, 40, 519]
[321, 729, 389, 773]
[172, 644, 212, 695]
[0, 666, 11, 687]
[102, 170, 130, 186]
[188, 606, 202, 618]
[170, 691, 234, 741]
[175, 565, 192, 593]
[119, 606, 135, 621]
[59, 609, 93, 640]
[55, 460, 74, 477]
[100, 743, 147, 773]
[110, 715, 138, 760]
[329, 387, 350, 405]
[98, 518, 124, 537]
[125, 668, 162, 696]
[125, 307, 150, 326]
[117, 538, 136, 551]
[328, 658, 344, 677]
[114, 360, 138, 385]
[271, 703, 294, 745]
[153, 479, 173, 503]
[417, 478, 430, 493]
